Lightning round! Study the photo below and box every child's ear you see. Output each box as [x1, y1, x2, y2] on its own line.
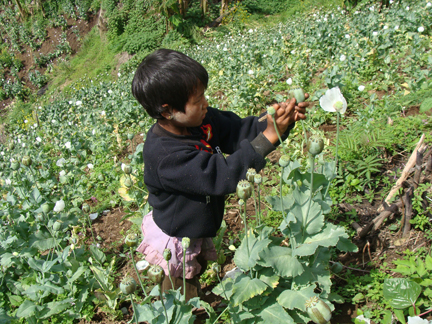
[160, 104, 171, 119]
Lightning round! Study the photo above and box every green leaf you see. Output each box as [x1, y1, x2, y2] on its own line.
[383, 278, 421, 309]
[89, 245, 106, 265]
[393, 309, 406, 324]
[231, 276, 269, 307]
[420, 97, 432, 113]
[294, 224, 347, 257]
[0, 307, 13, 324]
[252, 296, 295, 323]
[277, 285, 316, 311]
[258, 246, 304, 277]
[135, 303, 157, 323]
[40, 299, 73, 319]
[31, 237, 57, 251]
[336, 237, 359, 252]
[234, 234, 271, 270]
[16, 300, 39, 318]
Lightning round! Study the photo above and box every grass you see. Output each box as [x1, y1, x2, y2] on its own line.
[47, 28, 120, 96]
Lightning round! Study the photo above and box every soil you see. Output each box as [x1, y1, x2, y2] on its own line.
[3, 15, 432, 324]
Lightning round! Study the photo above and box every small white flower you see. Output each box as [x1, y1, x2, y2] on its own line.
[395, 25, 399, 30]
[358, 85, 365, 91]
[52, 119, 57, 123]
[136, 260, 150, 271]
[76, 100, 82, 106]
[101, 110, 106, 116]
[427, 2, 432, 8]
[33, 123, 38, 128]
[286, 78, 293, 85]
[59, 170, 66, 177]
[92, 129, 96, 135]
[65, 141, 71, 149]
[89, 213, 98, 220]
[383, 25, 388, 29]
[24, 119, 28, 123]
[406, 6, 409, 10]
[418, 26, 425, 33]
[0, 151, 4, 155]
[223, 47, 227, 51]
[56, 158, 66, 167]
[5, 179, 11, 185]
[407, 316, 430, 324]
[248, 29, 253, 33]
[118, 72, 121, 77]
[345, 34, 350, 39]
[355, 315, 371, 324]
[87, 163, 94, 169]
[121, 163, 126, 172]
[69, 101, 73, 105]
[373, 31, 378, 36]
[319, 86, 347, 114]
[108, 89, 113, 94]
[53, 200, 65, 212]
[248, 70, 254, 75]
[22, 143, 25, 148]
[340, 54, 346, 61]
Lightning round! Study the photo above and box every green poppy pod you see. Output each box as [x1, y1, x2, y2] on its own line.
[279, 155, 290, 167]
[42, 203, 50, 213]
[305, 296, 332, 324]
[22, 156, 32, 167]
[125, 234, 138, 247]
[289, 88, 305, 103]
[267, 106, 276, 117]
[148, 265, 165, 284]
[53, 220, 62, 231]
[307, 135, 324, 157]
[82, 203, 90, 213]
[8, 142, 14, 150]
[163, 248, 172, 261]
[124, 178, 133, 188]
[182, 237, 190, 250]
[120, 277, 137, 295]
[254, 174, 262, 184]
[139, 121, 146, 128]
[127, 133, 134, 140]
[10, 161, 20, 170]
[123, 164, 132, 175]
[246, 168, 256, 183]
[98, 174, 105, 181]
[236, 180, 252, 200]
[330, 262, 344, 273]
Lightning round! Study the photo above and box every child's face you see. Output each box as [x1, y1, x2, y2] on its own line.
[172, 83, 208, 127]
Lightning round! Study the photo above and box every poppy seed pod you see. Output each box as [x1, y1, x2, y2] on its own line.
[22, 156, 32, 167]
[289, 88, 305, 103]
[254, 174, 262, 184]
[124, 178, 133, 188]
[120, 276, 137, 295]
[125, 234, 138, 247]
[82, 203, 90, 213]
[246, 168, 256, 183]
[163, 248, 172, 261]
[127, 133, 134, 140]
[330, 262, 343, 273]
[42, 203, 50, 214]
[53, 220, 62, 231]
[10, 161, 20, 170]
[305, 296, 332, 324]
[148, 265, 165, 284]
[267, 106, 276, 117]
[182, 237, 190, 250]
[236, 180, 252, 200]
[123, 164, 132, 175]
[307, 135, 324, 156]
[279, 155, 290, 167]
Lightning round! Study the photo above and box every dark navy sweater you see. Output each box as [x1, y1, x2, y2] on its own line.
[143, 107, 292, 238]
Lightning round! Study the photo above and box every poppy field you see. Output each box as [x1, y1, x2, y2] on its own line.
[1, 0, 432, 323]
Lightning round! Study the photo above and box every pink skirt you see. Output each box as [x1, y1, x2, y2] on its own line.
[136, 211, 217, 279]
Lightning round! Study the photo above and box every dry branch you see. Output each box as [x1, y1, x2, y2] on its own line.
[378, 134, 425, 212]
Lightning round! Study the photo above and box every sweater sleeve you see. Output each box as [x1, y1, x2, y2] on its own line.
[207, 107, 295, 156]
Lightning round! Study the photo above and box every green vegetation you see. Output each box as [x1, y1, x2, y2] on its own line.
[1, 0, 432, 323]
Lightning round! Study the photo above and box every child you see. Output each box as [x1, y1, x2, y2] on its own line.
[131, 48, 308, 299]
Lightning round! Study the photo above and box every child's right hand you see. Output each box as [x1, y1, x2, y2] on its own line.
[263, 95, 309, 145]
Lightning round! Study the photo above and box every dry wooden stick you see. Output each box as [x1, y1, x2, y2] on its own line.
[377, 134, 425, 212]
[402, 187, 414, 238]
[356, 201, 401, 238]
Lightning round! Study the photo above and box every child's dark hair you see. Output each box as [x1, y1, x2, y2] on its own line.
[131, 49, 209, 119]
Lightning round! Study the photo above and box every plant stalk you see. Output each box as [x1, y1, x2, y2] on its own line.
[182, 248, 187, 301]
[242, 202, 252, 278]
[129, 247, 148, 297]
[159, 284, 169, 324]
[130, 294, 139, 324]
[324, 111, 340, 197]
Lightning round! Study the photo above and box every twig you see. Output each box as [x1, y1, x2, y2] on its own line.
[378, 134, 425, 212]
